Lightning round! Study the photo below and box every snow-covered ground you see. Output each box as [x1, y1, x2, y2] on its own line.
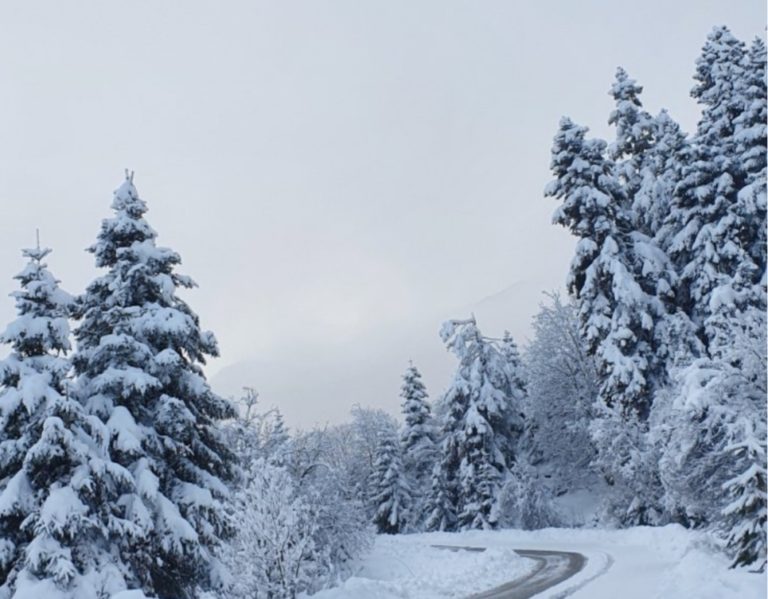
[305, 525, 766, 599]
[305, 535, 536, 599]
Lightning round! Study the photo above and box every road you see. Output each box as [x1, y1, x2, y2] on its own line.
[470, 549, 586, 598]
[433, 545, 587, 599]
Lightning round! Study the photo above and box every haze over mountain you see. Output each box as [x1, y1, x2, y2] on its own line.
[212, 279, 553, 428]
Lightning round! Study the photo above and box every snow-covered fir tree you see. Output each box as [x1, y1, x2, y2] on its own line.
[500, 332, 526, 398]
[734, 37, 767, 186]
[608, 67, 657, 211]
[344, 406, 399, 518]
[427, 318, 524, 531]
[545, 113, 686, 525]
[423, 462, 456, 532]
[544, 116, 665, 421]
[721, 424, 767, 571]
[370, 435, 413, 534]
[398, 362, 437, 522]
[399, 363, 437, 474]
[0, 245, 130, 598]
[635, 110, 691, 244]
[72, 174, 236, 598]
[669, 26, 766, 351]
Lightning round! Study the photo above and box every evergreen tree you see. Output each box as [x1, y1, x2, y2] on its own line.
[370, 435, 412, 534]
[0, 245, 131, 597]
[734, 37, 767, 184]
[73, 174, 236, 598]
[637, 110, 691, 243]
[668, 27, 765, 351]
[545, 117, 664, 420]
[399, 362, 438, 516]
[545, 116, 683, 524]
[423, 463, 456, 533]
[500, 332, 526, 398]
[608, 67, 657, 211]
[399, 363, 437, 464]
[429, 318, 523, 531]
[721, 423, 767, 571]
[733, 36, 767, 298]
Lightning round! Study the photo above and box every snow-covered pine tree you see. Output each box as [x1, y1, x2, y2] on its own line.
[0, 245, 132, 598]
[721, 416, 767, 572]
[608, 67, 657, 212]
[399, 362, 438, 518]
[370, 434, 413, 534]
[343, 406, 399, 518]
[735, 37, 767, 185]
[430, 318, 524, 531]
[636, 110, 691, 244]
[423, 462, 456, 532]
[500, 332, 526, 399]
[545, 117, 678, 524]
[545, 116, 663, 420]
[668, 27, 766, 352]
[73, 174, 236, 598]
[733, 36, 767, 301]
[399, 363, 437, 470]
[607, 68, 688, 370]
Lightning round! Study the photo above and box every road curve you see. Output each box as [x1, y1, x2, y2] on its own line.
[469, 549, 586, 599]
[432, 546, 587, 599]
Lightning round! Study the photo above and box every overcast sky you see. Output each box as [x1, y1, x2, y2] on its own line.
[0, 1, 764, 428]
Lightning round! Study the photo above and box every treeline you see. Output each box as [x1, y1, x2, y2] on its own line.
[543, 25, 766, 569]
[362, 23, 766, 571]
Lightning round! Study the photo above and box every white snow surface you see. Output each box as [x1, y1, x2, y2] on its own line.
[304, 534, 534, 599]
[305, 525, 765, 599]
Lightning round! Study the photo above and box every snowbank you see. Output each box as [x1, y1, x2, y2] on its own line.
[303, 534, 535, 599]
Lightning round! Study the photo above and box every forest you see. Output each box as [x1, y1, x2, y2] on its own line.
[0, 24, 764, 599]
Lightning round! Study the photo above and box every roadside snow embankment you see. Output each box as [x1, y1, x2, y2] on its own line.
[304, 534, 535, 599]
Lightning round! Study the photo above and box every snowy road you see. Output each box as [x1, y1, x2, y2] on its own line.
[433, 546, 586, 599]
[470, 549, 586, 599]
